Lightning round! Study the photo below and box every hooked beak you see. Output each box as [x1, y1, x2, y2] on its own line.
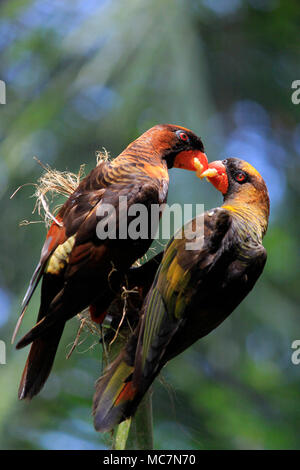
[173, 150, 208, 173]
[197, 160, 229, 194]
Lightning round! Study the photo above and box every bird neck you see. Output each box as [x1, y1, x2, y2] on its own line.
[112, 141, 169, 180]
[222, 195, 269, 243]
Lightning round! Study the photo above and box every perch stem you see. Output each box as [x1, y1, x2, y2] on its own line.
[112, 390, 153, 450]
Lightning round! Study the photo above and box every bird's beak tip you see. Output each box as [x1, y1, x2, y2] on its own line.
[198, 168, 218, 179]
[193, 158, 204, 176]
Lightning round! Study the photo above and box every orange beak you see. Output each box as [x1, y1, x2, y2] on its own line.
[199, 160, 228, 194]
[173, 150, 208, 174]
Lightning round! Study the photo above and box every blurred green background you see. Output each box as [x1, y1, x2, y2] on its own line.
[0, 0, 299, 450]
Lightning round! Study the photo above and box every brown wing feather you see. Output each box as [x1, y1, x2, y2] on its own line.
[16, 161, 168, 347]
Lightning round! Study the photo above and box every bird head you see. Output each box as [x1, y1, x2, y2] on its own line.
[139, 124, 208, 174]
[199, 158, 270, 224]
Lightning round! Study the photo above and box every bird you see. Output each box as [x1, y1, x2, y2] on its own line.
[14, 124, 208, 401]
[92, 157, 270, 432]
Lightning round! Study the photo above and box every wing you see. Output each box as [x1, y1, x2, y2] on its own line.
[133, 208, 232, 383]
[64, 178, 163, 277]
[16, 176, 166, 348]
[12, 162, 111, 341]
[224, 243, 267, 306]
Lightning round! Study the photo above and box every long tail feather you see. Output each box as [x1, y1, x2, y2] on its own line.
[18, 323, 65, 399]
[93, 352, 139, 432]
[16, 289, 67, 350]
[16, 315, 56, 349]
[12, 261, 44, 344]
[12, 228, 63, 344]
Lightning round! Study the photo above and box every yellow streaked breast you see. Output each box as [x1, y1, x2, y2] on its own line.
[46, 235, 75, 275]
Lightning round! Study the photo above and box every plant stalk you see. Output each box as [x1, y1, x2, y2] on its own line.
[112, 389, 153, 450]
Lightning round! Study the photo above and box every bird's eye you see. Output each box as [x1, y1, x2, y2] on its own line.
[177, 131, 189, 142]
[235, 171, 247, 183]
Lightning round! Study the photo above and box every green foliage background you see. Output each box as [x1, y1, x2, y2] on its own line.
[0, 0, 299, 450]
